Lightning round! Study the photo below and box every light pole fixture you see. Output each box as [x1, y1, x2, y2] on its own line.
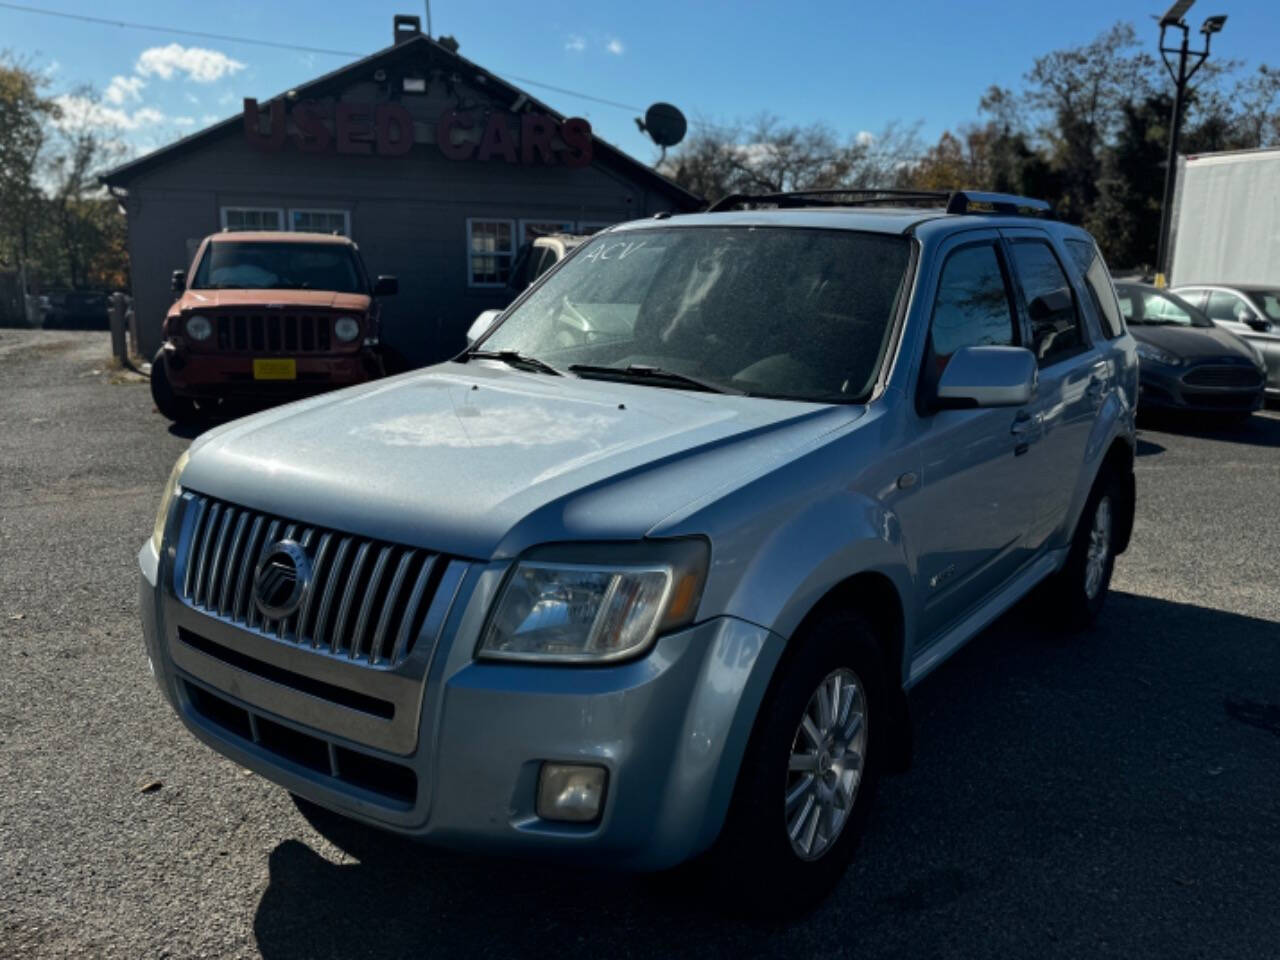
[1153, 0, 1227, 284]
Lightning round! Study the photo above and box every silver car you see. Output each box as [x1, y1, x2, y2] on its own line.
[1171, 284, 1280, 398]
[140, 190, 1138, 912]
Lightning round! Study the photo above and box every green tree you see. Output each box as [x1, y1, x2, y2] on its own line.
[0, 54, 59, 276]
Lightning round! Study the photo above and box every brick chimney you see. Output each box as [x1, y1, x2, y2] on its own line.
[393, 15, 422, 44]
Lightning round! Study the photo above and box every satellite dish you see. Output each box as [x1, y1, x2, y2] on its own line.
[639, 102, 687, 148]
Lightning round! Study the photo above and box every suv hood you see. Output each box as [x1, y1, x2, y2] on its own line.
[183, 362, 861, 560]
[1129, 322, 1257, 360]
[179, 289, 371, 312]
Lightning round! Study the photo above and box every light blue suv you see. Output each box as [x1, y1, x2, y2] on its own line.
[139, 190, 1138, 911]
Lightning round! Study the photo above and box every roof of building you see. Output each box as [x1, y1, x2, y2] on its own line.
[98, 29, 702, 210]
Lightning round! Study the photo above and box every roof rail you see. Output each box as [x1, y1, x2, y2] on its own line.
[706, 187, 1053, 218]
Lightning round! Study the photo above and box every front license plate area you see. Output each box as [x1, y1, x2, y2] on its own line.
[253, 358, 297, 380]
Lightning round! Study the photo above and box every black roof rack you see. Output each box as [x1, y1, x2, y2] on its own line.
[706, 188, 1052, 219]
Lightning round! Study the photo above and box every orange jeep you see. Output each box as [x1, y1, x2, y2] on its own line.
[151, 231, 396, 422]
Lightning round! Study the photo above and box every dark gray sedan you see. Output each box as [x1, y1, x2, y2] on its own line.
[1115, 283, 1265, 417]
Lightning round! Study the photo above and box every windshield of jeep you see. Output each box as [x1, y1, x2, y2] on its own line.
[192, 242, 367, 293]
[474, 226, 912, 402]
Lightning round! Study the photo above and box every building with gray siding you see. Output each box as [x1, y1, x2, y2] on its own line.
[101, 15, 701, 366]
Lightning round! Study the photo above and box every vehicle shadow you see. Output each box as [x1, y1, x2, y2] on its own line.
[251, 591, 1280, 959]
[1138, 408, 1280, 447]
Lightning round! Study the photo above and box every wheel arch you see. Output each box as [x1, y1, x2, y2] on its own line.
[1099, 436, 1136, 554]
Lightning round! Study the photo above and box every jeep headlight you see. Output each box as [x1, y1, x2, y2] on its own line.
[1136, 341, 1183, 367]
[185, 315, 212, 341]
[334, 316, 361, 342]
[478, 540, 708, 663]
[151, 449, 190, 552]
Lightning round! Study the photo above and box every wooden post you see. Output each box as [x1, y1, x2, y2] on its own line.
[108, 292, 127, 364]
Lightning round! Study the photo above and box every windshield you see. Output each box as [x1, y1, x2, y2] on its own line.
[1243, 289, 1280, 321]
[1116, 287, 1212, 327]
[476, 226, 912, 402]
[192, 242, 367, 293]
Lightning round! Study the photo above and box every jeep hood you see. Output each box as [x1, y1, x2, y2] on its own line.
[183, 361, 862, 560]
[179, 289, 371, 312]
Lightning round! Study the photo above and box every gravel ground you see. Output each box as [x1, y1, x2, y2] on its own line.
[2, 329, 1278, 959]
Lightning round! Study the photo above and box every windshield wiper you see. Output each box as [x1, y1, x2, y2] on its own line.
[568, 363, 743, 395]
[467, 349, 562, 376]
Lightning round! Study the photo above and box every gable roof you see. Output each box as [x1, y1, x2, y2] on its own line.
[99, 33, 703, 210]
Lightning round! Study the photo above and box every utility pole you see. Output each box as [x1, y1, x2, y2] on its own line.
[1153, 0, 1226, 286]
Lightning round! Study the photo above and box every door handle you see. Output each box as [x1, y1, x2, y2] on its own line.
[1011, 411, 1038, 456]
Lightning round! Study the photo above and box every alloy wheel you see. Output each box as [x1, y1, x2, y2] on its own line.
[1084, 494, 1113, 600]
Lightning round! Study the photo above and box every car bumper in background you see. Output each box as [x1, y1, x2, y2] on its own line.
[161, 343, 381, 398]
[138, 539, 783, 870]
[1138, 366, 1264, 412]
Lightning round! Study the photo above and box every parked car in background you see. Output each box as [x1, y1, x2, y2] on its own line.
[40, 290, 110, 329]
[1170, 284, 1280, 400]
[151, 231, 397, 423]
[141, 190, 1138, 913]
[466, 233, 589, 345]
[1115, 283, 1265, 418]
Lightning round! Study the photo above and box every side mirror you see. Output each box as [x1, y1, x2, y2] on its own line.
[935, 345, 1038, 409]
[373, 275, 398, 297]
[171, 269, 186, 293]
[466, 309, 503, 346]
[1244, 317, 1271, 333]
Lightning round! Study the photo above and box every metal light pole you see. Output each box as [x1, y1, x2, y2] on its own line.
[1153, 0, 1226, 285]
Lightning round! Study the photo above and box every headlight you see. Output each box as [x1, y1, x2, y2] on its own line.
[477, 540, 709, 663]
[151, 450, 190, 552]
[1136, 342, 1182, 367]
[185, 315, 212, 341]
[334, 316, 361, 342]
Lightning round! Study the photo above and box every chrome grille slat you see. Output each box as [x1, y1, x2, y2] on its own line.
[191, 503, 222, 608]
[352, 546, 393, 661]
[312, 536, 353, 652]
[391, 555, 437, 664]
[232, 515, 266, 621]
[177, 494, 453, 667]
[332, 542, 372, 654]
[218, 511, 250, 616]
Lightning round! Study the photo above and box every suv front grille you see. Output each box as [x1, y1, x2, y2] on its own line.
[213, 314, 334, 353]
[1183, 365, 1262, 388]
[179, 493, 447, 667]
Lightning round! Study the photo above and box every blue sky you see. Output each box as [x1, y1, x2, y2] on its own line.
[5, 0, 1278, 163]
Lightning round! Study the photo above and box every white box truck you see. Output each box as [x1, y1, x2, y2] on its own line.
[1169, 146, 1280, 285]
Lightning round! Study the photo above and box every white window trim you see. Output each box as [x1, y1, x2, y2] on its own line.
[466, 217, 517, 288]
[220, 206, 285, 231]
[519, 218, 577, 244]
[288, 207, 351, 237]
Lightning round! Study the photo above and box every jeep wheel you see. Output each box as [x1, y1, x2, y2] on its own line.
[710, 610, 887, 915]
[150, 351, 201, 424]
[1050, 469, 1123, 629]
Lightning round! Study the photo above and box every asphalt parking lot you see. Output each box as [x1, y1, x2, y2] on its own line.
[2, 328, 1278, 959]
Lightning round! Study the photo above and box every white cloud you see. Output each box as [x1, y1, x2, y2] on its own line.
[172, 116, 197, 127]
[856, 130, 876, 146]
[606, 38, 625, 55]
[564, 35, 586, 53]
[135, 43, 245, 83]
[201, 113, 220, 124]
[104, 74, 146, 105]
[218, 91, 235, 105]
[53, 94, 167, 132]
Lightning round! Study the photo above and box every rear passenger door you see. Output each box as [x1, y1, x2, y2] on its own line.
[1001, 229, 1105, 548]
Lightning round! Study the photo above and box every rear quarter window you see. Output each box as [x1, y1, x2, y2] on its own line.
[1065, 239, 1125, 339]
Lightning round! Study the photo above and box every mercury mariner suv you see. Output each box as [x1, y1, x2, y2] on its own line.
[140, 190, 1138, 911]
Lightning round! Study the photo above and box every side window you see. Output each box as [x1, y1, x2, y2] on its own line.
[1065, 239, 1125, 338]
[929, 243, 1017, 370]
[1009, 240, 1085, 366]
[1179, 288, 1207, 310]
[1116, 290, 1137, 320]
[1204, 290, 1250, 322]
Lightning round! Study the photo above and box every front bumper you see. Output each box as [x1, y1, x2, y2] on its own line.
[139, 539, 783, 870]
[1138, 366, 1264, 412]
[162, 342, 381, 400]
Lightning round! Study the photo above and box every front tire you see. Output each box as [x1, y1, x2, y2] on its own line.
[709, 610, 889, 915]
[149, 350, 201, 424]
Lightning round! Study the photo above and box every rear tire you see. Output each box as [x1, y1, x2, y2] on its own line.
[708, 610, 890, 916]
[150, 351, 201, 424]
[1048, 468, 1123, 630]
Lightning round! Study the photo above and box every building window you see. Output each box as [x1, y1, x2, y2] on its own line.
[290, 208, 351, 236]
[519, 219, 576, 244]
[467, 218, 515, 287]
[220, 207, 284, 231]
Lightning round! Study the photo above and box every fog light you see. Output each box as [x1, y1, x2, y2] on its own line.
[536, 763, 606, 822]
